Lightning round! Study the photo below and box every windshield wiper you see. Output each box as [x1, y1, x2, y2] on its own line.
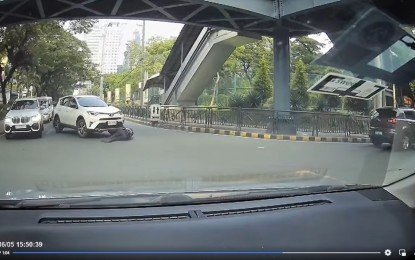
[0, 193, 193, 209]
[0, 197, 105, 209]
[0, 185, 379, 209]
[198, 184, 381, 203]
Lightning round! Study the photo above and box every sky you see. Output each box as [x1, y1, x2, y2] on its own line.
[77, 19, 332, 66]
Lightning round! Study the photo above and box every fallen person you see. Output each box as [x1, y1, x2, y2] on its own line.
[101, 127, 134, 143]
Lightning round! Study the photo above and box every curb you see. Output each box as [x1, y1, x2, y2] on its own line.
[126, 117, 371, 144]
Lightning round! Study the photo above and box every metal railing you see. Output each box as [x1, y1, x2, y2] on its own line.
[121, 105, 370, 137]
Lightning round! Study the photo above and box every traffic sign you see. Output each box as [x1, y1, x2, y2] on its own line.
[308, 73, 388, 100]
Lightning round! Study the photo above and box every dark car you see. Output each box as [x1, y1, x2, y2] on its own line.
[369, 107, 415, 150]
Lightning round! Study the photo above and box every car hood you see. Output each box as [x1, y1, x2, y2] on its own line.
[1, 168, 351, 200]
[6, 109, 40, 118]
[85, 106, 120, 114]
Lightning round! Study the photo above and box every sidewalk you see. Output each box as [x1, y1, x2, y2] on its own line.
[0, 120, 4, 135]
[126, 117, 371, 144]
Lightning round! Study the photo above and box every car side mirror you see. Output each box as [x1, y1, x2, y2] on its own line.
[70, 104, 78, 109]
[40, 106, 46, 110]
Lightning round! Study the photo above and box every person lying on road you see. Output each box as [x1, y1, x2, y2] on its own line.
[101, 127, 134, 143]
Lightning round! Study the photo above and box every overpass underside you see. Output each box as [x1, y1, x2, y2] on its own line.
[161, 29, 259, 106]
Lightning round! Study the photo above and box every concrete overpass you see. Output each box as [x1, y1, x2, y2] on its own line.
[2, 0, 415, 109]
[145, 26, 259, 105]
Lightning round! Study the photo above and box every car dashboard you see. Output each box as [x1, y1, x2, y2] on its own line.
[0, 188, 414, 260]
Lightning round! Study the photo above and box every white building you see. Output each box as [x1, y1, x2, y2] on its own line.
[81, 21, 134, 74]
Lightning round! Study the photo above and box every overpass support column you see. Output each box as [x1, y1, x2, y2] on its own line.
[273, 29, 291, 111]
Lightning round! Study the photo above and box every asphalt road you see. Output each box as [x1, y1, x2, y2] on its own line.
[1, 121, 415, 198]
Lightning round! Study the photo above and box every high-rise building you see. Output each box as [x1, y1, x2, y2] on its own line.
[82, 21, 131, 74]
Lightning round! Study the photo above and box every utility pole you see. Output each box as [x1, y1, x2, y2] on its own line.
[139, 20, 146, 106]
[99, 24, 107, 100]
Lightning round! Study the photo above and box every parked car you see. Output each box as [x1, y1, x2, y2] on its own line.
[3, 98, 44, 139]
[38, 96, 53, 122]
[53, 95, 124, 138]
[369, 106, 415, 150]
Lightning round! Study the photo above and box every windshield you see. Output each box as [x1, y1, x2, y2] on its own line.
[1, 2, 415, 204]
[76, 97, 108, 107]
[38, 100, 50, 107]
[376, 109, 397, 118]
[10, 100, 38, 110]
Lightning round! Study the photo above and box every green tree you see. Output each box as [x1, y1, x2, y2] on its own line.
[31, 28, 98, 99]
[222, 37, 272, 86]
[290, 36, 325, 65]
[291, 59, 309, 110]
[312, 94, 341, 112]
[0, 20, 96, 103]
[104, 36, 176, 100]
[344, 98, 369, 114]
[251, 58, 272, 107]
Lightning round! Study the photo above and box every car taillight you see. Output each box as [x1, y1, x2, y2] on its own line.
[388, 118, 396, 125]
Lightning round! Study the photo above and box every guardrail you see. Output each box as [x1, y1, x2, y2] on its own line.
[121, 105, 370, 137]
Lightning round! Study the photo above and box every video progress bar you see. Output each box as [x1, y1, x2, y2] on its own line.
[13, 251, 382, 255]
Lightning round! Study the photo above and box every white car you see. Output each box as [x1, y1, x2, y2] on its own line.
[38, 96, 53, 122]
[53, 95, 124, 138]
[3, 98, 44, 139]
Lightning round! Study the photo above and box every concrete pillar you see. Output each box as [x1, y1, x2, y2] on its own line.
[273, 29, 291, 111]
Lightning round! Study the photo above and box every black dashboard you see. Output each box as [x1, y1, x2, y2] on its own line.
[0, 188, 414, 260]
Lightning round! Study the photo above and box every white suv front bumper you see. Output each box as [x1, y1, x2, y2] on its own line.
[85, 114, 125, 132]
[4, 118, 43, 133]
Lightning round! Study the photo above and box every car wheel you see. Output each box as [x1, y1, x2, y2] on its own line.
[77, 118, 89, 138]
[5, 133, 11, 139]
[54, 116, 63, 133]
[394, 133, 411, 151]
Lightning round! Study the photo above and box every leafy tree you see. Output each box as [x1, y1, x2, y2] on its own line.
[104, 37, 175, 100]
[31, 28, 98, 99]
[344, 98, 369, 114]
[290, 36, 325, 65]
[222, 37, 272, 86]
[252, 58, 272, 106]
[0, 20, 96, 103]
[291, 59, 309, 110]
[312, 94, 341, 112]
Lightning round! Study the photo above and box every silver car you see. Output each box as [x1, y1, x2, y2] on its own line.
[3, 98, 44, 139]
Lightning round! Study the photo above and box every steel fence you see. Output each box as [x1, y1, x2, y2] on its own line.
[121, 105, 370, 136]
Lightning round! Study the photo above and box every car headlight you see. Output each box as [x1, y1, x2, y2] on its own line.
[4, 117, 12, 123]
[32, 114, 41, 122]
[87, 111, 100, 116]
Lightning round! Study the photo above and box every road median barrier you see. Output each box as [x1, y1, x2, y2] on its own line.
[126, 117, 371, 144]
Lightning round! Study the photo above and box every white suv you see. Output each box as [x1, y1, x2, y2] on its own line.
[53, 95, 124, 138]
[3, 98, 44, 139]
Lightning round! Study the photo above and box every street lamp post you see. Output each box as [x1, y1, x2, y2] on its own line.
[99, 25, 109, 100]
[139, 20, 146, 106]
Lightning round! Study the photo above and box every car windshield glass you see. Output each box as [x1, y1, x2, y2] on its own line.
[38, 100, 49, 107]
[2, 2, 415, 204]
[10, 100, 38, 110]
[76, 97, 108, 107]
[376, 109, 397, 118]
